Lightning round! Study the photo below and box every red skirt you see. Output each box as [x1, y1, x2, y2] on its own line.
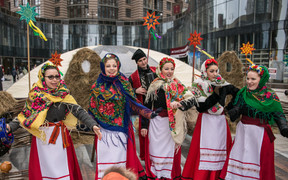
[29, 130, 83, 180]
[138, 116, 147, 161]
[182, 113, 232, 180]
[219, 118, 275, 180]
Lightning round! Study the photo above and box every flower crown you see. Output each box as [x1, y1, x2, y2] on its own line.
[102, 53, 120, 67]
[160, 57, 175, 70]
[205, 59, 218, 69]
[103, 53, 119, 60]
[41, 62, 60, 75]
[249, 64, 264, 76]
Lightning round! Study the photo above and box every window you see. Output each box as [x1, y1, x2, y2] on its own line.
[126, 9, 131, 17]
[143, 0, 152, 8]
[126, 0, 131, 4]
[99, 0, 117, 6]
[98, 6, 118, 19]
[55, 7, 60, 16]
[35, 6, 41, 17]
[167, 2, 171, 10]
[14, 0, 18, 7]
[21, 0, 27, 5]
[155, 0, 163, 11]
[31, 0, 41, 5]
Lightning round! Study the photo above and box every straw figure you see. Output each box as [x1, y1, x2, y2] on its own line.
[64, 48, 102, 110]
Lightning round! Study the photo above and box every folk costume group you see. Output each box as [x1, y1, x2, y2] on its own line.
[6, 48, 288, 180]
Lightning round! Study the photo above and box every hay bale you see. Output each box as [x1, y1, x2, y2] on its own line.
[218, 51, 245, 89]
[133, 116, 139, 135]
[0, 92, 17, 116]
[186, 107, 199, 136]
[12, 99, 26, 116]
[64, 48, 101, 110]
[218, 51, 245, 132]
[70, 131, 95, 147]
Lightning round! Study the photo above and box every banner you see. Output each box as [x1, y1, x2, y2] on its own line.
[170, 43, 189, 58]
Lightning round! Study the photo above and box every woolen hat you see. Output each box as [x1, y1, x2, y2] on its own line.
[132, 49, 146, 62]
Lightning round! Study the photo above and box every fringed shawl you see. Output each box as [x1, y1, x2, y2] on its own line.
[18, 63, 78, 142]
[191, 59, 228, 115]
[89, 53, 152, 136]
[145, 67, 190, 133]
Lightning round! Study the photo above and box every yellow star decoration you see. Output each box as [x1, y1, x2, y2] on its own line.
[49, 51, 63, 67]
[143, 11, 160, 31]
[240, 42, 255, 56]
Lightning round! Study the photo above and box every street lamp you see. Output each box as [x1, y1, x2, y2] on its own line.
[87, 10, 97, 19]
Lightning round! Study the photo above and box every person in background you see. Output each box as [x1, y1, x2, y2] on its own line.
[220, 64, 288, 180]
[22, 67, 28, 75]
[128, 49, 157, 161]
[7, 63, 102, 180]
[11, 67, 17, 83]
[7, 67, 10, 75]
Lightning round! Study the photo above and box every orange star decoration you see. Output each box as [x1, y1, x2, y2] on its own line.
[49, 51, 63, 67]
[188, 30, 203, 47]
[143, 11, 160, 31]
[240, 42, 255, 56]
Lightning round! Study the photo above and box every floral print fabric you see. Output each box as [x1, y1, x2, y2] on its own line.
[89, 53, 152, 135]
[17, 63, 78, 141]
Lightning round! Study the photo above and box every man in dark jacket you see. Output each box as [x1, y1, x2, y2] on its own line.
[11, 68, 17, 83]
[128, 49, 157, 160]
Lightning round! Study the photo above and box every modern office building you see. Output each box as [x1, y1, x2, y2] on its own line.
[7, 0, 188, 20]
[189, 0, 288, 82]
[0, 0, 287, 81]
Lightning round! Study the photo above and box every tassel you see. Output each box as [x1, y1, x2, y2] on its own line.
[246, 58, 254, 65]
[196, 46, 214, 59]
[29, 20, 47, 41]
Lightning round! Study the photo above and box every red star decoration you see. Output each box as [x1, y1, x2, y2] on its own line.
[49, 51, 63, 67]
[188, 30, 203, 47]
[143, 11, 160, 31]
[240, 42, 255, 56]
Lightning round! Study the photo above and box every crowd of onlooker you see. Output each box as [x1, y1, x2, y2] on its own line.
[0, 64, 29, 91]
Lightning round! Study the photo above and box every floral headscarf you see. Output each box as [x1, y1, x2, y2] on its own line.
[191, 59, 227, 114]
[234, 65, 283, 124]
[17, 63, 78, 141]
[89, 53, 152, 135]
[146, 57, 188, 133]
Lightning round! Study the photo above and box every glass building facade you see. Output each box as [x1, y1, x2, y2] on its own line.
[190, 0, 288, 67]
[1, 0, 287, 79]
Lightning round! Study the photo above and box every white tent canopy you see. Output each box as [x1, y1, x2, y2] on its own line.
[7, 45, 200, 98]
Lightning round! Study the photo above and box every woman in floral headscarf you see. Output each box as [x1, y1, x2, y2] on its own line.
[144, 57, 196, 179]
[182, 59, 234, 180]
[219, 64, 288, 180]
[89, 53, 156, 180]
[7, 63, 102, 180]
